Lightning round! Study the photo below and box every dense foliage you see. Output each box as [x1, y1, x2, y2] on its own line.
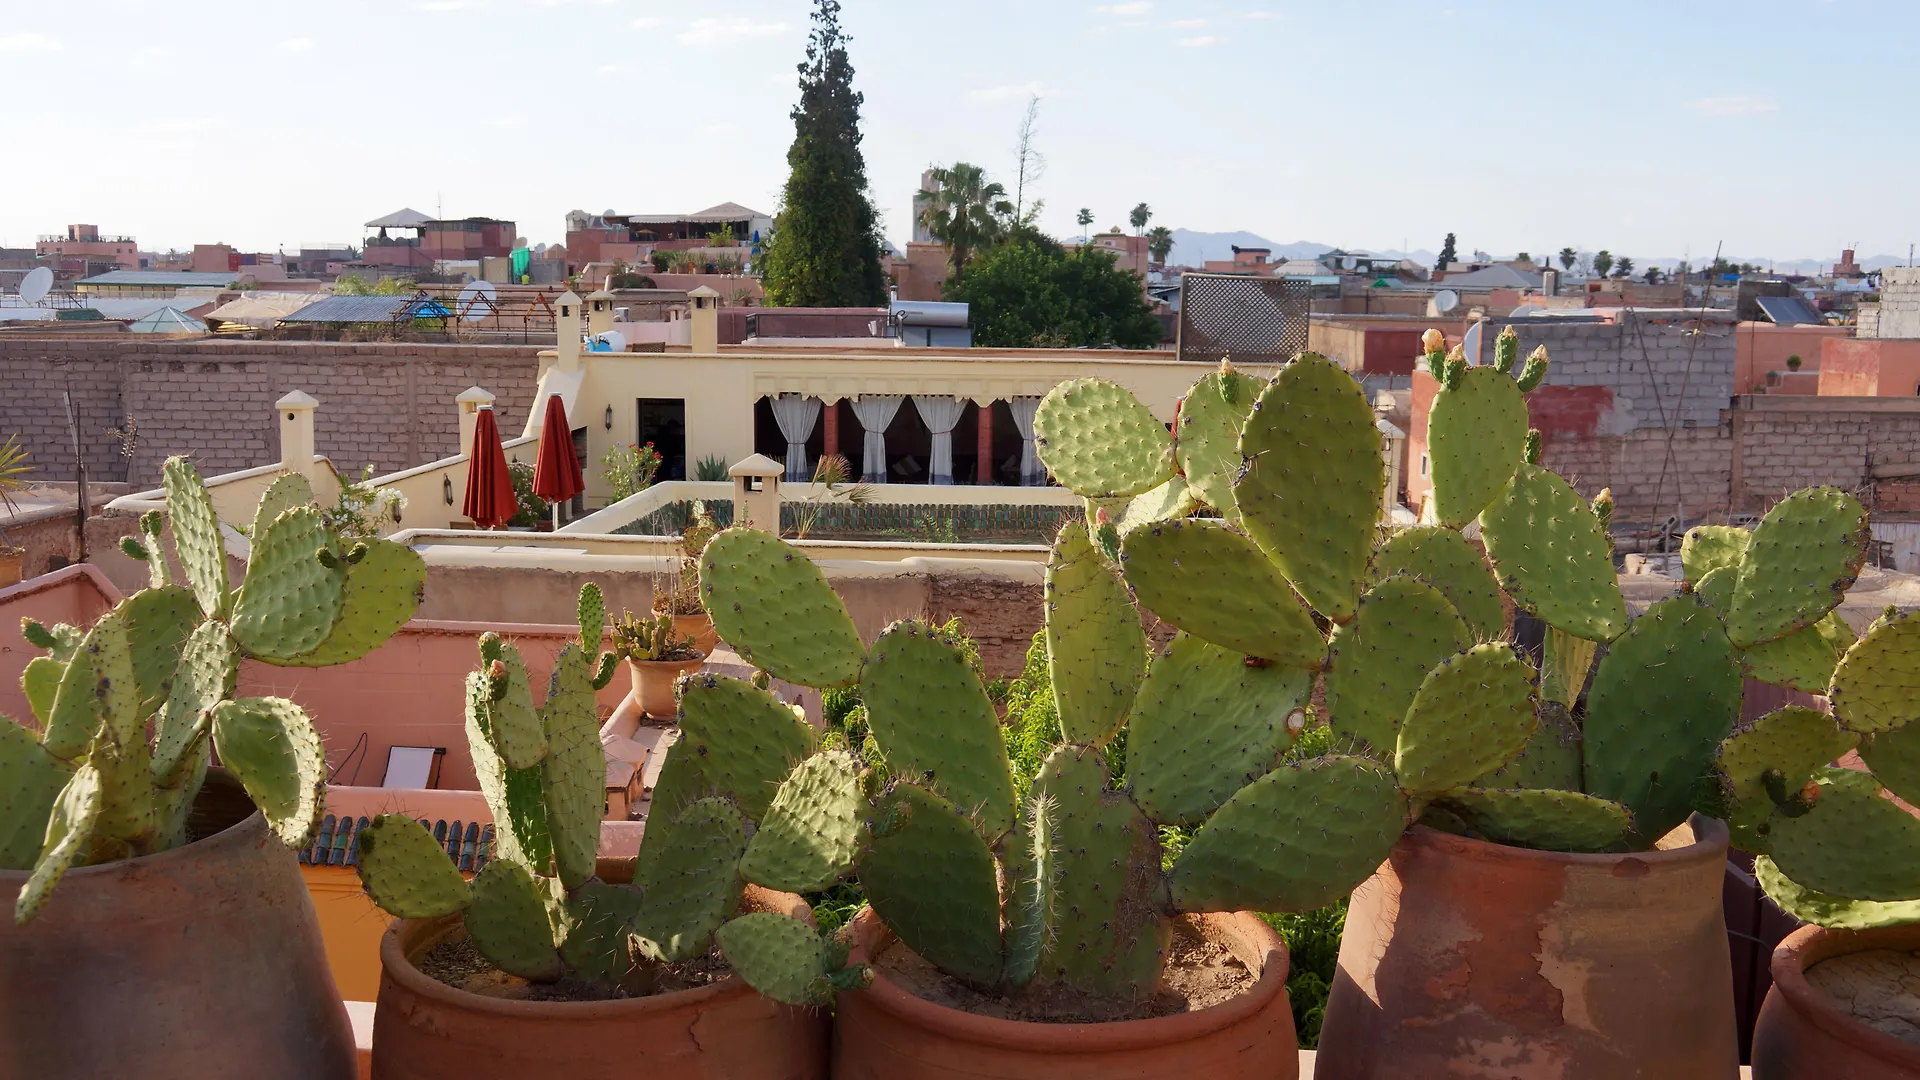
[944, 228, 1160, 349]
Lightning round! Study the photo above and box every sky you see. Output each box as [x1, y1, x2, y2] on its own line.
[2, 0, 1914, 265]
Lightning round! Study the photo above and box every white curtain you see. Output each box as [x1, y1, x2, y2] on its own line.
[913, 395, 969, 485]
[849, 395, 904, 483]
[768, 394, 822, 482]
[1008, 397, 1043, 485]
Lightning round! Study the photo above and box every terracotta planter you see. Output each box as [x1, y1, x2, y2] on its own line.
[0, 770, 356, 1079]
[1752, 923, 1920, 1079]
[626, 654, 706, 720]
[0, 549, 22, 588]
[667, 612, 719, 656]
[831, 906, 1298, 1080]
[1317, 814, 1739, 1080]
[372, 880, 826, 1080]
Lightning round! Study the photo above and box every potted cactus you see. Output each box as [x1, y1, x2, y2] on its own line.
[0, 459, 424, 1080]
[652, 501, 720, 654]
[612, 610, 706, 720]
[353, 584, 829, 1079]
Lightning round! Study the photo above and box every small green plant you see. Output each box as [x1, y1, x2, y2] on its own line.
[0, 434, 33, 554]
[694, 455, 730, 482]
[611, 611, 702, 662]
[1786, 354, 1803, 371]
[787, 454, 872, 540]
[707, 224, 737, 248]
[8, 463, 425, 922]
[323, 465, 406, 538]
[601, 442, 663, 503]
[507, 461, 547, 528]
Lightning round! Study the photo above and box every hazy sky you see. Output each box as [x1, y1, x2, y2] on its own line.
[2, 0, 1911, 263]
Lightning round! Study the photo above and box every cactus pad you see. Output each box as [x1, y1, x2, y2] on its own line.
[1477, 701, 1583, 791]
[1584, 595, 1742, 845]
[1681, 525, 1750, 586]
[1743, 611, 1854, 694]
[210, 697, 326, 847]
[1716, 706, 1859, 845]
[861, 623, 1015, 839]
[1394, 643, 1537, 797]
[718, 912, 836, 1006]
[1176, 368, 1263, 516]
[162, 457, 230, 618]
[1128, 634, 1310, 826]
[1828, 609, 1920, 735]
[577, 583, 606, 650]
[277, 539, 425, 667]
[700, 528, 865, 688]
[1033, 378, 1174, 498]
[859, 783, 1003, 986]
[464, 670, 553, 873]
[466, 860, 564, 981]
[540, 644, 606, 889]
[740, 750, 863, 893]
[1045, 522, 1148, 746]
[230, 506, 345, 660]
[1479, 463, 1627, 642]
[1434, 788, 1633, 853]
[1859, 725, 1920, 806]
[249, 473, 316, 540]
[480, 637, 547, 771]
[1233, 354, 1383, 623]
[355, 814, 472, 918]
[1754, 855, 1920, 931]
[1169, 754, 1407, 914]
[1427, 365, 1529, 528]
[0, 720, 72, 871]
[1117, 476, 1197, 534]
[1370, 526, 1505, 641]
[1726, 487, 1868, 648]
[1120, 519, 1324, 669]
[1540, 626, 1598, 710]
[1000, 793, 1060, 991]
[563, 881, 647, 980]
[1028, 746, 1168, 999]
[13, 763, 101, 924]
[20, 657, 60, 727]
[39, 643, 98, 763]
[151, 621, 235, 788]
[675, 674, 817, 821]
[1325, 576, 1470, 757]
[120, 585, 201, 717]
[633, 797, 748, 964]
[1766, 771, 1920, 902]
[85, 609, 141, 749]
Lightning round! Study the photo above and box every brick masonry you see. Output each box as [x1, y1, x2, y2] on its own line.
[0, 339, 544, 486]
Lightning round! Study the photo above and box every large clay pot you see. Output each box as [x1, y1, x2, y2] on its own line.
[0, 549, 23, 588]
[625, 654, 707, 720]
[1752, 923, 1920, 1079]
[0, 770, 356, 1080]
[371, 882, 827, 1080]
[831, 907, 1299, 1080]
[1317, 814, 1738, 1080]
[657, 611, 719, 656]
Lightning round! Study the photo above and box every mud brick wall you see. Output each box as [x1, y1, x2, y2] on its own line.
[0, 339, 544, 486]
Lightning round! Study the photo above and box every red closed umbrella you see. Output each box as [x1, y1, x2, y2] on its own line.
[532, 394, 584, 529]
[463, 406, 517, 528]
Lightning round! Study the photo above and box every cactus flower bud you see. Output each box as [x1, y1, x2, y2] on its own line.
[316, 548, 342, 570]
[139, 509, 165, 537]
[345, 542, 369, 566]
[1442, 357, 1467, 391]
[120, 536, 151, 562]
[1421, 328, 1445, 356]
[1219, 357, 1235, 377]
[1591, 488, 1615, 530]
[1798, 780, 1820, 806]
[20, 618, 55, 650]
[1495, 325, 1520, 374]
[1523, 429, 1543, 465]
[1516, 345, 1550, 391]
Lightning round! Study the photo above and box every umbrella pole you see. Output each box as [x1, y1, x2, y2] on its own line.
[552, 501, 561, 531]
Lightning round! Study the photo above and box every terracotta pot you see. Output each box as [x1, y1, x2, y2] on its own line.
[0, 770, 356, 1079]
[1316, 814, 1739, 1079]
[372, 879, 826, 1080]
[1752, 922, 1920, 1079]
[0, 550, 22, 588]
[626, 654, 706, 720]
[831, 907, 1298, 1080]
[667, 612, 719, 656]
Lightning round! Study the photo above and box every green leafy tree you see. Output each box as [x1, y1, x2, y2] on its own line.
[1076, 207, 1094, 240]
[1515, 252, 1531, 264]
[946, 227, 1160, 349]
[1613, 256, 1634, 280]
[1558, 247, 1578, 271]
[758, 0, 887, 307]
[1130, 203, 1152, 234]
[1643, 266, 1663, 285]
[1591, 250, 1614, 279]
[917, 162, 1013, 288]
[1434, 233, 1458, 272]
[1146, 225, 1175, 267]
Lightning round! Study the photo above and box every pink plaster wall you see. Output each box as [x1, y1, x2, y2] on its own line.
[0, 565, 121, 725]
[1733, 323, 1849, 392]
[1819, 338, 1920, 397]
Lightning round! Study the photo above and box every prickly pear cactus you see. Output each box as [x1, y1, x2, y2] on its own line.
[9, 456, 424, 923]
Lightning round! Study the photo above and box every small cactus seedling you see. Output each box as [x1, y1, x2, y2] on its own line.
[8, 461, 425, 923]
[610, 610, 701, 663]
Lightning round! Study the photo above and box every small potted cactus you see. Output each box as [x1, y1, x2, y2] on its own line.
[1, 459, 425, 1080]
[612, 609, 706, 720]
[353, 584, 829, 1079]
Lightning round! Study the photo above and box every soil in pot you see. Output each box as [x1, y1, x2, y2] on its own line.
[875, 928, 1256, 1023]
[418, 925, 736, 1002]
[1804, 948, 1920, 1045]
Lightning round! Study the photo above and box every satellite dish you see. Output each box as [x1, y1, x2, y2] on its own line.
[595, 330, 627, 353]
[1341, 256, 1357, 271]
[1509, 305, 1542, 319]
[1428, 289, 1460, 317]
[456, 279, 497, 324]
[20, 267, 52, 305]
[1462, 322, 1484, 365]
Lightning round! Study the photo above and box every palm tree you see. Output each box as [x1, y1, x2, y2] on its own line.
[1592, 250, 1614, 279]
[1558, 247, 1578, 271]
[1613, 256, 1635, 280]
[917, 162, 1014, 287]
[1130, 203, 1152, 235]
[1076, 207, 1094, 241]
[1146, 225, 1175, 267]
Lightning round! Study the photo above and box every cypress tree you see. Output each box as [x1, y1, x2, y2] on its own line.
[760, 0, 887, 307]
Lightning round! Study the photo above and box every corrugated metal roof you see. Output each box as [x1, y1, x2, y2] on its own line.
[78, 270, 238, 287]
[1756, 295, 1823, 326]
[278, 294, 453, 323]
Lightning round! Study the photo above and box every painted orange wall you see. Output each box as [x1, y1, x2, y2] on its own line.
[1819, 338, 1920, 397]
[304, 865, 394, 1003]
[0, 565, 120, 725]
[1733, 323, 1850, 392]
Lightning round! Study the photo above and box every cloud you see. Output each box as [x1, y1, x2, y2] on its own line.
[416, 0, 489, 9]
[595, 63, 633, 78]
[1176, 34, 1224, 46]
[1167, 18, 1206, 28]
[675, 16, 790, 44]
[137, 117, 215, 135]
[278, 37, 315, 52]
[1092, 1, 1151, 13]
[1240, 9, 1276, 18]
[1685, 94, 1778, 117]
[967, 80, 1052, 103]
[0, 32, 60, 52]
[630, 15, 660, 28]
